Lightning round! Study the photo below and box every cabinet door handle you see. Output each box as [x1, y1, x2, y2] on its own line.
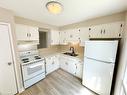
[101, 30, 103, 34]
[121, 24, 123, 27]
[103, 29, 106, 34]
[78, 38, 81, 43]
[27, 33, 29, 37]
[29, 33, 31, 37]
[119, 33, 121, 37]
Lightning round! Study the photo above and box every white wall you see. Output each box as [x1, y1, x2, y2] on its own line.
[60, 12, 125, 30]
[114, 12, 127, 95]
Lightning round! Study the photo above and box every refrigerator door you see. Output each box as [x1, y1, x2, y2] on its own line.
[82, 57, 115, 95]
[85, 41, 118, 63]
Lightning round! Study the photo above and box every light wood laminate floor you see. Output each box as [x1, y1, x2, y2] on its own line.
[19, 69, 96, 95]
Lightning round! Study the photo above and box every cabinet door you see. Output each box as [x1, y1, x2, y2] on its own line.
[79, 28, 89, 46]
[59, 31, 68, 45]
[89, 25, 103, 38]
[45, 57, 53, 75]
[59, 57, 68, 71]
[103, 22, 124, 38]
[67, 59, 77, 75]
[52, 56, 59, 71]
[50, 29, 60, 45]
[16, 24, 29, 41]
[66, 29, 80, 43]
[28, 26, 39, 41]
[75, 62, 83, 79]
[73, 29, 80, 43]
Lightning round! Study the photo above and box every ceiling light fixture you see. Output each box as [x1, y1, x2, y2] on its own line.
[46, 1, 63, 14]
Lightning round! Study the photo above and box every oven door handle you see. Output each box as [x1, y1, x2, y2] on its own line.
[29, 63, 43, 68]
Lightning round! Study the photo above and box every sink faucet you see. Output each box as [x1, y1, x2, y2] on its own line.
[70, 46, 75, 54]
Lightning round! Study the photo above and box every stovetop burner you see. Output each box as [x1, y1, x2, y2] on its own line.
[21, 58, 29, 63]
[34, 56, 41, 60]
[20, 50, 44, 64]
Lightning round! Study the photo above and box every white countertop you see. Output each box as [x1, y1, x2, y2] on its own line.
[39, 51, 84, 62]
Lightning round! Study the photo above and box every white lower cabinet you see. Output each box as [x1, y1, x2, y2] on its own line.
[59, 56, 68, 71]
[45, 57, 53, 75]
[45, 55, 59, 75]
[45, 54, 83, 79]
[67, 59, 77, 75]
[59, 55, 83, 78]
[75, 62, 83, 79]
[52, 55, 59, 71]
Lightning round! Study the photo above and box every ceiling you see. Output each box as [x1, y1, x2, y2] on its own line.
[0, 0, 126, 26]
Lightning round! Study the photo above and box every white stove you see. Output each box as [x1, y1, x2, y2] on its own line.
[20, 50, 46, 88]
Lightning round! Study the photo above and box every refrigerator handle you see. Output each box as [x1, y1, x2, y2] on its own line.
[85, 56, 114, 64]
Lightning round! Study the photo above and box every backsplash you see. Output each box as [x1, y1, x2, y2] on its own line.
[38, 45, 60, 56]
[18, 44, 37, 52]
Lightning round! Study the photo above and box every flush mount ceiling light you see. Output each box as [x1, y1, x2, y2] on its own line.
[46, 1, 63, 14]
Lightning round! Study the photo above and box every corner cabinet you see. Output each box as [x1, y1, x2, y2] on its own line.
[15, 24, 39, 42]
[89, 21, 124, 39]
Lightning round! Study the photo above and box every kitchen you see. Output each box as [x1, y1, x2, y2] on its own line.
[0, 0, 127, 95]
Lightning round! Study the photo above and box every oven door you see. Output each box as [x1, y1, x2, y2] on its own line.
[22, 61, 45, 81]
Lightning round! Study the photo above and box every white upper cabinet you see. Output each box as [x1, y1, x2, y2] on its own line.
[50, 29, 60, 45]
[59, 21, 124, 45]
[28, 26, 39, 41]
[16, 24, 39, 42]
[89, 25, 104, 38]
[66, 29, 80, 43]
[59, 30, 68, 45]
[60, 28, 89, 46]
[89, 21, 124, 38]
[60, 29, 80, 44]
[103, 22, 124, 38]
[16, 24, 29, 41]
[78, 28, 89, 46]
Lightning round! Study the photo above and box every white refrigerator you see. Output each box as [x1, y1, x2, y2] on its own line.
[82, 41, 118, 95]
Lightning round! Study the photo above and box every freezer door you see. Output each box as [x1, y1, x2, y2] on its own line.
[82, 57, 115, 95]
[85, 41, 118, 63]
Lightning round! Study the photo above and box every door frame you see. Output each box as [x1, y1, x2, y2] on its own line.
[0, 22, 18, 93]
